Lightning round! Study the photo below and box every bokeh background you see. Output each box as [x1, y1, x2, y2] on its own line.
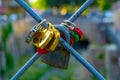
[0, 0, 120, 80]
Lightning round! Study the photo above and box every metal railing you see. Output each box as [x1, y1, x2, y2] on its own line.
[10, 0, 105, 80]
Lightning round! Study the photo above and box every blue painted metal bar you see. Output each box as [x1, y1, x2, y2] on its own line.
[16, 0, 48, 28]
[10, 53, 41, 80]
[60, 38, 105, 80]
[68, 0, 94, 22]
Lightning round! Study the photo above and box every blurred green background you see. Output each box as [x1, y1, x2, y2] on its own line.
[0, 0, 120, 80]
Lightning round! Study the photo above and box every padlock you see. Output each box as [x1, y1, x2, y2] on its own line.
[62, 20, 83, 39]
[46, 28, 60, 51]
[70, 30, 80, 42]
[36, 47, 48, 55]
[61, 33, 74, 45]
[40, 44, 70, 69]
[70, 37, 74, 45]
[33, 23, 54, 49]
[26, 25, 40, 43]
[73, 27, 83, 38]
[26, 19, 46, 43]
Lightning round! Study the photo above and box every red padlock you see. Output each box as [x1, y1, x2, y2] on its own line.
[70, 37, 74, 45]
[67, 26, 83, 39]
[73, 27, 83, 38]
[61, 33, 74, 45]
[36, 47, 48, 55]
[61, 33, 66, 38]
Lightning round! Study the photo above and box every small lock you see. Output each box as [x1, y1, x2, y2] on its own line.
[26, 19, 47, 43]
[46, 28, 60, 51]
[70, 37, 74, 45]
[26, 25, 40, 43]
[70, 30, 80, 42]
[36, 47, 48, 55]
[61, 33, 74, 45]
[33, 23, 54, 49]
[73, 27, 83, 38]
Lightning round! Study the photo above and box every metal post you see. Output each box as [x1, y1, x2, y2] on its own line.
[10, 53, 41, 80]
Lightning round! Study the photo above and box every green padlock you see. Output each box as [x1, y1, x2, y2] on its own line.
[70, 30, 80, 42]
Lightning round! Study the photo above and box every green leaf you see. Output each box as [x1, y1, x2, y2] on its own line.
[5, 52, 14, 71]
[97, 53, 104, 60]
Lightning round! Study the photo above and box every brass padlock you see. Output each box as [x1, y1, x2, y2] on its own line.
[46, 28, 60, 51]
[33, 23, 54, 49]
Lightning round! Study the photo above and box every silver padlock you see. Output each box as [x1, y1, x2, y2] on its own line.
[26, 19, 46, 43]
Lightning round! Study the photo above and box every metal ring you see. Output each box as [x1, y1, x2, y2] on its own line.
[61, 23, 70, 28]
[61, 20, 76, 30]
[36, 19, 46, 29]
[64, 20, 76, 27]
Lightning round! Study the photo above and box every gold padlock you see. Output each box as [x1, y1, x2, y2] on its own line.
[46, 28, 60, 51]
[33, 23, 54, 49]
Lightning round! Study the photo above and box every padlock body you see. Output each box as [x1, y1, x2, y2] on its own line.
[70, 30, 80, 42]
[46, 29, 60, 51]
[74, 27, 83, 38]
[33, 28, 54, 49]
[40, 44, 70, 69]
